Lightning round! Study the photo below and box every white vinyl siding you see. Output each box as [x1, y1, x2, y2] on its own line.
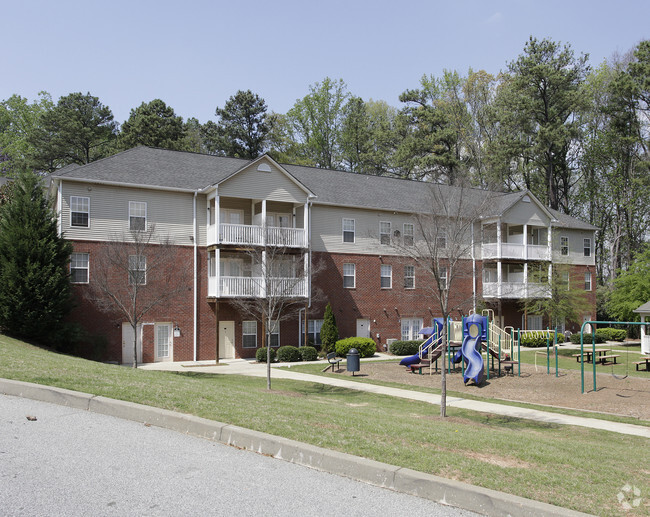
[343, 263, 355, 288]
[70, 196, 90, 228]
[70, 252, 89, 283]
[218, 161, 308, 203]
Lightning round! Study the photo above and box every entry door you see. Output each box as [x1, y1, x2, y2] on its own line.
[219, 321, 235, 359]
[356, 319, 370, 339]
[122, 323, 142, 365]
[154, 323, 173, 362]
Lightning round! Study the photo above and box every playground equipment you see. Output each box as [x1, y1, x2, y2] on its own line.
[453, 313, 486, 385]
[399, 318, 444, 367]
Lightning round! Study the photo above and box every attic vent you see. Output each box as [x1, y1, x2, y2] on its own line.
[522, 195, 531, 203]
[393, 230, 401, 237]
[257, 163, 272, 173]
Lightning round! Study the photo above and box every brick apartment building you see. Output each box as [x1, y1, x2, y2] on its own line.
[49, 146, 597, 363]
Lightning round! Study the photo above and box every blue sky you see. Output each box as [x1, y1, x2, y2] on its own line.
[3, 0, 648, 124]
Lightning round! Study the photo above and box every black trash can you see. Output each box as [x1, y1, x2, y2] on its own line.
[346, 348, 360, 376]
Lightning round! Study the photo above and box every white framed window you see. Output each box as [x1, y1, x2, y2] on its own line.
[343, 263, 355, 288]
[560, 236, 569, 256]
[404, 265, 415, 289]
[70, 196, 89, 228]
[403, 223, 414, 246]
[70, 252, 89, 284]
[380, 264, 392, 288]
[128, 255, 146, 285]
[129, 201, 147, 231]
[437, 228, 447, 249]
[155, 323, 172, 360]
[242, 321, 257, 348]
[561, 271, 570, 290]
[220, 208, 244, 225]
[269, 320, 280, 347]
[439, 267, 448, 290]
[379, 221, 391, 245]
[401, 318, 423, 341]
[527, 315, 543, 330]
[267, 213, 291, 228]
[308, 319, 323, 347]
[585, 272, 592, 291]
[583, 238, 591, 257]
[342, 218, 355, 243]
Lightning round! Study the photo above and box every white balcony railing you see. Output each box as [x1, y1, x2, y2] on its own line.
[208, 276, 307, 298]
[483, 281, 551, 299]
[207, 223, 307, 248]
[481, 242, 549, 261]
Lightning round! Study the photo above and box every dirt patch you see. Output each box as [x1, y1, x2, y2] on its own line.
[337, 361, 650, 421]
[464, 451, 533, 469]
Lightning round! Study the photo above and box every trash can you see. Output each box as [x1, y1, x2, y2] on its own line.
[346, 348, 360, 376]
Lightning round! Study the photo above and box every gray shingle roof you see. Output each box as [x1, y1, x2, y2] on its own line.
[51, 147, 596, 230]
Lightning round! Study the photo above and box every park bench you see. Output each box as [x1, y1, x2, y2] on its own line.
[322, 352, 341, 372]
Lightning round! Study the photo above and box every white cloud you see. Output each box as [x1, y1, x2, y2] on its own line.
[484, 12, 503, 24]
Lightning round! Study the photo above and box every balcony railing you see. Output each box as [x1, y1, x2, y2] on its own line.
[481, 243, 549, 261]
[207, 223, 307, 248]
[208, 276, 307, 298]
[483, 281, 550, 299]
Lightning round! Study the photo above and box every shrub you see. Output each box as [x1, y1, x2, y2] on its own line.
[519, 332, 565, 347]
[595, 327, 626, 342]
[569, 333, 604, 344]
[320, 303, 339, 353]
[277, 345, 302, 362]
[389, 340, 424, 356]
[298, 346, 318, 361]
[335, 337, 377, 358]
[256, 347, 277, 363]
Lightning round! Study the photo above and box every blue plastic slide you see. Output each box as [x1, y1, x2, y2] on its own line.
[399, 319, 444, 366]
[457, 314, 486, 385]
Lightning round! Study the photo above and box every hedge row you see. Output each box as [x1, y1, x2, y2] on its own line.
[569, 333, 604, 344]
[256, 346, 319, 363]
[389, 340, 424, 356]
[334, 337, 377, 358]
[519, 333, 565, 348]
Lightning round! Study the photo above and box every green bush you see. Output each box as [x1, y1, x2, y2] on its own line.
[595, 327, 626, 342]
[389, 340, 424, 356]
[320, 303, 339, 353]
[335, 337, 377, 358]
[277, 345, 302, 362]
[298, 346, 318, 361]
[519, 332, 565, 347]
[569, 333, 604, 344]
[256, 347, 277, 363]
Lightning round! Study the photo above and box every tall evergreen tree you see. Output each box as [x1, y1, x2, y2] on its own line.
[213, 90, 269, 159]
[320, 302, 339, 353]
[0, 172, 73, 346]
[120, 99, 186, 150]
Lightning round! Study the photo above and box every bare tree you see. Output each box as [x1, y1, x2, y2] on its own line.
[227, 229, 314, 390]
[391, 182, 490, 416]
[88, 226, 189, 367]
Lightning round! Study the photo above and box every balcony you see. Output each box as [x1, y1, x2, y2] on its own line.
[208, 276, 307, 298]
[208, 223, 307, 248]
[481, 243, 549, 261]
[483, 282, 550, 299]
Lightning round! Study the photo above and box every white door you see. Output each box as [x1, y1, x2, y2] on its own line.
[356, 319, 370, 338]
[122, 323, 142, 365]
[219, 321, 235, 359]
[154, 323, 173, 362]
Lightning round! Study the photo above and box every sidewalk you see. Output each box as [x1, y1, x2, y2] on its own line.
[140, 357, 650, 438]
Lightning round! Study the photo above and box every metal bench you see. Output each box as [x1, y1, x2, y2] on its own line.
[322, 352, 341, 372]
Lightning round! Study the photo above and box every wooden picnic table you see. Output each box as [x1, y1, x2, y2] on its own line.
[572, 348, 610, 363]
[633, 356, 650, 371]
[595, 354, 620, 365]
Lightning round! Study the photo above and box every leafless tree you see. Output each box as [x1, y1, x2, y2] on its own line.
[88, 226, 190, 367]
[390, 182, 490, 416]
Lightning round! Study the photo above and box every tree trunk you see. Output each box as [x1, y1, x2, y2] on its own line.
[440, 319, 447, 417]
[132, 323, 138, 368]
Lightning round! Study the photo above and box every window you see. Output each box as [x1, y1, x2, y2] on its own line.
[342, 218, 355, 243]
[583, 238, 591, 257]
[403, 223, 414, 246]
[308, 319, 323, 347]
[129, 201, 147, 231]
[380, 264, 392, 288]
[128, 255, 146, 285]
[208, 250, 217, 277]
[343, 263, 355, 288]
[70, 252, 89, 283]
[380, 221, 391, 245]
[401, 318, 423, 341]
[527, 315, 543, 330]
[404, 265, 415, 289]
[70, 196, 89, 227]
[269, 321, 280, 347]
[561, 271, 570, 290]
[560, 236, 569, 256]
[242, 321, 257, 348]
[439, 267, 448, 290]
[585, 272, 592, 291]
[436, 229, 447, 249]
[156, 324, 171, 359]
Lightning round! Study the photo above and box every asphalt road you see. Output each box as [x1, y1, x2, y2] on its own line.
[0, 394, 474, 516]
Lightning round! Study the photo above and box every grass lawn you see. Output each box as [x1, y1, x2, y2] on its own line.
[1, 334, 649, 516]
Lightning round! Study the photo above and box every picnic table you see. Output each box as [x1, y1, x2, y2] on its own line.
[572, 348, 610, 363]
[633, 356, 650, 371]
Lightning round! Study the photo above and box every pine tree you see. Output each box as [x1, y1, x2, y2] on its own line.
[320, 303, 339, 353]
[0, 172, 73, 346]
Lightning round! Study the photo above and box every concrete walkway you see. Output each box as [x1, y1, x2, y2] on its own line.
[139, 356, 650, 439]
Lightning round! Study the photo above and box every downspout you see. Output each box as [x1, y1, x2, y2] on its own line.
[308, 197, 313, 309]
[57, 180, 63, 237]
[193, 190, 198, 362]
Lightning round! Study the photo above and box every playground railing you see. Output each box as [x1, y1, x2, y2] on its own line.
[449, 321, 463, 342]
[487, 322, 516, 362]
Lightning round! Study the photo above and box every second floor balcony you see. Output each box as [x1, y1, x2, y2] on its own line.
[208, 275, 308, 299]
[207, 223, 307, 248]
[483, 281, 550, 299]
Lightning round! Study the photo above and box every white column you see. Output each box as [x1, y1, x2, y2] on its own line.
[524, 262, 528, 298]
[215, 194, 220, 243]
[303, 202, 309, 248]
[496, 219, 502, 259]
[215, 248, 221, 298]
[497, 261, 502, 297]
[523, 223, 528, 260]
[547, 224, 553, 261]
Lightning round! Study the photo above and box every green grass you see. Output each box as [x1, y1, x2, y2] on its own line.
[1, 334, 649, 516]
